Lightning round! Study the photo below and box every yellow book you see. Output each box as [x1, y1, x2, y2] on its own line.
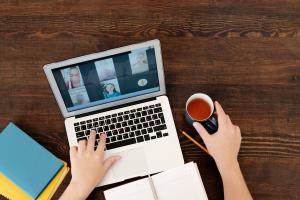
[0, 161, 69, 200]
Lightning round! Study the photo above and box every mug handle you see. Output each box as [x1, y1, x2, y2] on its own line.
[201, 113, 218, 134]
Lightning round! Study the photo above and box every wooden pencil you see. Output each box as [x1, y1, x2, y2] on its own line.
[180, 130, 209, 155]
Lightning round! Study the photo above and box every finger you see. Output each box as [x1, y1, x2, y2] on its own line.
[103, 155, 121, 172]
[226, 114, 232, 124]
[215, 101, 227, 124]
[96, 133, 107, 155]
[87, 130, 96, 152]
[193, 122, 210, 143]
[78, 139, 87, 153]
[70, 146, 78, 157]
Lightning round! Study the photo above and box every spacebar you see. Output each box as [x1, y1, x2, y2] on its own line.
[106, 138, 137, 150]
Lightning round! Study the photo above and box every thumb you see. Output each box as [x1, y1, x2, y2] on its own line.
[104, 155, 121, 171]
[193, 122, 210, 144]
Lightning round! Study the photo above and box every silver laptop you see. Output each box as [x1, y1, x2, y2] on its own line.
[43, 39, 184, 186]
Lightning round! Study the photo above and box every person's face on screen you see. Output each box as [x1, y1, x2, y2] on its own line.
[105, 84, 115, 94]
[137, 53, 147, 64]
[69, 68, 81, 87]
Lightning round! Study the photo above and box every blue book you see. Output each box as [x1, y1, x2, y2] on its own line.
[0, 123, 63, 199]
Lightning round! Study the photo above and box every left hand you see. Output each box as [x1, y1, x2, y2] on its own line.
[60, 130, 121, 200]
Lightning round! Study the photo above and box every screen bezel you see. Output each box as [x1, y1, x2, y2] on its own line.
[44, 39, 166, 118]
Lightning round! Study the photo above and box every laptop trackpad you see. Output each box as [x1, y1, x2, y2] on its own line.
[111, 147, 148, 180]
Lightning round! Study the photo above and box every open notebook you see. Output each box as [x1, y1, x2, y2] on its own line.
[104, 162, 208, 200]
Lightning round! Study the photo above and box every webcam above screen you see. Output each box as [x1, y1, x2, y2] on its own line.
[44, 40, 166, 118]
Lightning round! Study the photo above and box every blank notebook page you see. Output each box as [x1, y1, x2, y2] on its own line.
[152, 162, 208, 200]
[104, 178, 154, 200]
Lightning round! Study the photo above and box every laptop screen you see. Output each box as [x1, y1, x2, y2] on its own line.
[52, 46, 160, 112]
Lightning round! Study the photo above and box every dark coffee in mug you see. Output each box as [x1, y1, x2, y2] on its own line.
[187, 99, 211, 121]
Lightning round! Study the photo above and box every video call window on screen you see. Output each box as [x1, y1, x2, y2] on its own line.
[52, 46, 160, 112]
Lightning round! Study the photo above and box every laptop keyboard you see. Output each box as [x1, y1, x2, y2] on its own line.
[73, 103, 169, 150]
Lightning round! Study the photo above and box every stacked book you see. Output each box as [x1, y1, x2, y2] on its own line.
[0, 123, 69, 200]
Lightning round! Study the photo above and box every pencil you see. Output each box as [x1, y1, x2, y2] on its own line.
[180, 130, 209, 155]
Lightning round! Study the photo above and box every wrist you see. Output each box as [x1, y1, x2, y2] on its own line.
[67, 181, 91, 200]
[215, 158, 240, 176]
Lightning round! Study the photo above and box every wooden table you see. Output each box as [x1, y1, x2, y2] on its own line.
[1, 1, 299, 199]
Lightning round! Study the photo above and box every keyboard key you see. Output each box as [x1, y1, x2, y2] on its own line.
[135, 130, 141, 136]
[140, 117, 146, 122]
[74, 122, 79, 126]
[118, 128, 124, 134]
[80, 121, 86, 125]
[144, 134, 150, 141]
[106, 137, 111, 143]
[155, 120, 161, 125]
[153, 125, 167, 132]
[143, 106, 148, 110]
[111, 136, 116, 142]
[99, 121, 105, 126]
[149, 105, 155, 108]
[141, 129, 147, 135]
[87, 123, 93, 129]
[147, 127, 153, 133]
[76, 131, 84, 138]
[109, 124, 116, 130]
[112, 130, 118, 135]
[130, 109, 136, 113]
[137, 124, 142, 129]
[106, 138, 136, 150]
[75, 126, 80, 132]
[96, 134, 100, 139]
[158, 113, 164, 118]
[142, 111, 147, 116]
[129, 132, 135, 137]
[134, 119, 139, 124]
[121, 121, 127, 127]
[117, 135, 122, 140]
[131, 125, 137, 131]
[147, 109, 153, 115]
[124, 111, 130, 114]
[107, 131, 112, 137]
[123, 133, 129, 139]
[93, 118, 98, 122]
[135, 112, 141, 117]
[149, 121, 155, 127]
[151, 136, 156, 140]
[118, 112, 123, 116]
[81, 125, 87, 130]
[112, 114, 117, 117]
[157, 131, 162, 138]
[163, 133, 169, 137]
[155, 103, 161, 107]
[105, 115, 111, 119]
[137, 108, 142, 111]
[146, 116, 152, 121]
[123, 115, 129, 120]
[128, 120, 133, 125]
[97, 127, 103, 133]
[77, 137, 87, 142]
[93, 122, 99, 127]
[99, 116, 104, 120]
[136, 136, 144, 143]
[111, 118, 117, 123]
[104, 126, 109, 131]
[116, 123, 121, 128]
[125, 127, 130, 132]
[161, 117, 165, 124]
[154, 107, 162, 113]
[87, 119, 92, 123]
[152, 114, 158, 119]
[143, 122, 149, 128]
[85, 130, 90, 136]
[129, 114, 135, 119]
[106, 119, 111, 124]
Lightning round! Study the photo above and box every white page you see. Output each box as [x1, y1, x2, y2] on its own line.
[104, 178, 155, 200]
[152, 162, 208, 200]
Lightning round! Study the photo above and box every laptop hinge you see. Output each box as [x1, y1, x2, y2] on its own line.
[75, 97, 157, 119]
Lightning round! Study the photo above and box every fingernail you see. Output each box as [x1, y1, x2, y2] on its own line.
[193, 122, 199, 127]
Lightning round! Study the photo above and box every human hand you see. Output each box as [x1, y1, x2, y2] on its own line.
[61, 130, 121, 200]
[193, 101, 242, 172]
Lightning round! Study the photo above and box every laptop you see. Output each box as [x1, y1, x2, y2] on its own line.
[43, 39, 184, 186]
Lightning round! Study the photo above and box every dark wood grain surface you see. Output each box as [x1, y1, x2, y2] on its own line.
[0, 0, 299, 199]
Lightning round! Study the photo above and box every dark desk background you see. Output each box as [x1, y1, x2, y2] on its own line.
[0, 1, 299, 199]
